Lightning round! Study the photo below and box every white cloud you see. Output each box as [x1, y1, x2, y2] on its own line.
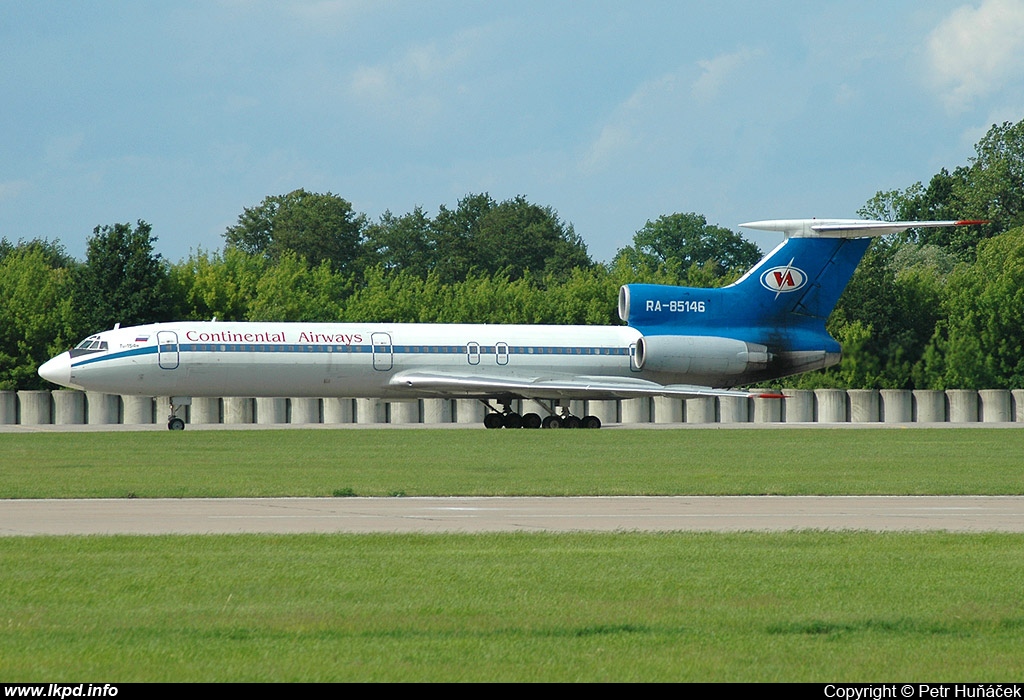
[43, 132, 85, 167]
[283, 0, 374, 33]
[578, 72, 677, 174]
[692, 48, 760, 104]
[580, 123, 635, 175]
[0, 180, 30, 202]
[348, 31, 481, 124]
[927, 0, 1024, 111]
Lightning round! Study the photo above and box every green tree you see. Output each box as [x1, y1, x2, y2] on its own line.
[361, 207, 435, 277]
[473, 196, 591, 280]
[73, 221, 173, 334]
[957, 120, 1024, 236]
[224, 189, 367, 275]
[168, 247, 268, 321]
[0, 242, 78, 389]
[859, 119, 1024, 259]
[431, 193, 592, 282]
[614, 212, 762, 282]
[933, 226, 1024, 389]
[246, 253, 347, 322]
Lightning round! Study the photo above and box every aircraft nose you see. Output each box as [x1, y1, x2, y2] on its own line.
[38, 353, 72, 388]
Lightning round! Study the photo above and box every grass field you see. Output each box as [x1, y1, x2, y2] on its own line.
[2, 531, 1023, 682]
[1, 428, 1023, 498]
[3, 427, 1023, 681]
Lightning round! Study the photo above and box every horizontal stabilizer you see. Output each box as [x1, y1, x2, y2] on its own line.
[740, 219, 988, 239]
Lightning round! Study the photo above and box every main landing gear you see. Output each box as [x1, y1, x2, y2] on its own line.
[480, 399, 602, 430]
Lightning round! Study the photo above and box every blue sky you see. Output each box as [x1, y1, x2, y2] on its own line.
[3, 0, 1024, 264]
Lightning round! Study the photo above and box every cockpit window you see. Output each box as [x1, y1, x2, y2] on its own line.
[74, 337, 108, 351]
[70, 336, 109, 357]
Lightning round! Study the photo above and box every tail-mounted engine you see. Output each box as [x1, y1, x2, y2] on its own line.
[634, 334, 770, 376]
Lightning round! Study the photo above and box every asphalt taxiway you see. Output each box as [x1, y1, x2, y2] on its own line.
[2, 496, 1023, 535]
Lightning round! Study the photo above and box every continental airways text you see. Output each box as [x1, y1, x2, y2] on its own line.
[185, 330, 364, 345]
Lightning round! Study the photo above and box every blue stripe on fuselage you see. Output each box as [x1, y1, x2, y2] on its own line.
[69, 343, 633, 369]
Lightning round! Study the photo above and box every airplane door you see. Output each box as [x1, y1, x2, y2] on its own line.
[371, 332, 393, 371]
[495, 342, 509, 365]
[466, 342, 480, 365]
[157, 331, 180, 370]
[629, 342, 642, 372]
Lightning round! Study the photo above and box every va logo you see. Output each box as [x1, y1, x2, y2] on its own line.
[759, 260, 807, 296]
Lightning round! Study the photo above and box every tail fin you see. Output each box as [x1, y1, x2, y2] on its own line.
[620, 218, 984, 348]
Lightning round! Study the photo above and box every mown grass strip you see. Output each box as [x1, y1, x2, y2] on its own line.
[2, 531, 1022, 681]
[1, 428, 1023, 497]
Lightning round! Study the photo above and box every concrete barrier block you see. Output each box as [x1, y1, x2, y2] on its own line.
[652, 397, 681, 424]
[224, 397, 254, 424]
[848, 389, 880, 423]
[685, 397, 715, 424]
[18, 390, 53, 425]
[422, 399, 452, 424]
[814, 389, 847, 423]
[620, 397, 650, 423]
[53, 390, 86, 424]
[0, 391, 17, 424]
[913, 390, 946, 423]
[782, 389, 814, 423]
[191, 397, 221, 424]
[879, 389, 912, 423]
[290, 397, 321, 424]
[86, 392, 120, 424]
[122, 395, 153, 424]
[456, 399, 485, 424]
[978, 389, 1011, 422]
[254, 398, 286, 424]
[388, 400, 419, 424]
[752, 396, 782, 423]
[718, 396, 749, 423]
[323, 398, 353, 423]
[1012, 390, 1024, 422]
[947, 389, 978, 423]
[356, 398, 385, 424]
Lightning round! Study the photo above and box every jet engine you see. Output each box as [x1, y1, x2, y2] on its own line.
[633, 334, 770, 376]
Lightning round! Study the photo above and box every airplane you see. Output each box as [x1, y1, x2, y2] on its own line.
[38, 218, 984, 430]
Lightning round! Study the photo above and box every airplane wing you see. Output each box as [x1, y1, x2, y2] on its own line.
[388, 370, 771, 401]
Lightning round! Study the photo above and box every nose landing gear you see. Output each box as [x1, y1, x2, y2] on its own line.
[165, 396, 191, 431]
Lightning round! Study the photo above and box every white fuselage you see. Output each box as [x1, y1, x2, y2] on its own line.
[47, 321, 648, 399]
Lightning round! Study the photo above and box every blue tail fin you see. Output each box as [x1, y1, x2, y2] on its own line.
[619, 218, 981, 354]
[619, 235, 870, 353]
[617, 218, 983, 383]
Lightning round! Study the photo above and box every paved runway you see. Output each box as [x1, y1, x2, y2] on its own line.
[2, 496, 1023, 535]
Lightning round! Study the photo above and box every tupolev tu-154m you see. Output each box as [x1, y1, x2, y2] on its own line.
[39, 218, 984, 430]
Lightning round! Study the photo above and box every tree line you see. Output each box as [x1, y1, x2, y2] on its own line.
[3, 119, 1023, 391]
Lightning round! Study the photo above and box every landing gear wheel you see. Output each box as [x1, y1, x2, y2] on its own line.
[521, 412, 542, 429]
[167, 417, 186, 431]
[563, 415, 582, 429]
[581, 415, 602, 429]
[502, 412, 523, 429]
[483, 413, 504, 429]
[542, 415, 563, 429]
